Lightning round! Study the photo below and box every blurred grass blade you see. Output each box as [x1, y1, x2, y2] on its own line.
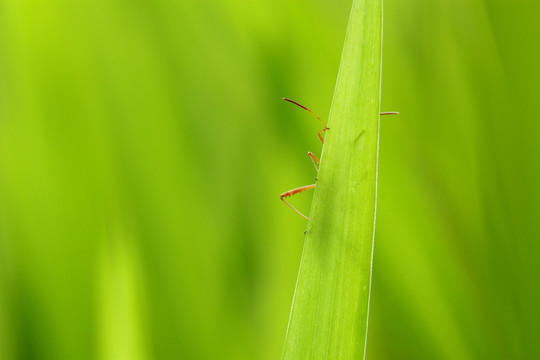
[282, 0, 383, 358]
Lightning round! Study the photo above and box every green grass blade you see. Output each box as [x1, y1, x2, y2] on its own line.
[282, 0, 383, 358]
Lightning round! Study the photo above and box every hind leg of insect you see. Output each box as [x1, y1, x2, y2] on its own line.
[280, 184, 316, 220]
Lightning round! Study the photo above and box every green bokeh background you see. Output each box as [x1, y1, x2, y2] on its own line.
[1, 0, 539, 359]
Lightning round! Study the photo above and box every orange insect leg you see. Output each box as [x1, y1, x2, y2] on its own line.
[280, 184, 316, 220]
[307, 151, 320, 173]
[283, 98, 329, 144]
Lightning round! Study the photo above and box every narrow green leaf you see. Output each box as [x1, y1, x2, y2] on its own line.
[282, 0, 383, 358]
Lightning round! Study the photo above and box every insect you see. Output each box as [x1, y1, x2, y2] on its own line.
[280, 97, 398, 220]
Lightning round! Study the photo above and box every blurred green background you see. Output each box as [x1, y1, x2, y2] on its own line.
[1, 0, 539, 359]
